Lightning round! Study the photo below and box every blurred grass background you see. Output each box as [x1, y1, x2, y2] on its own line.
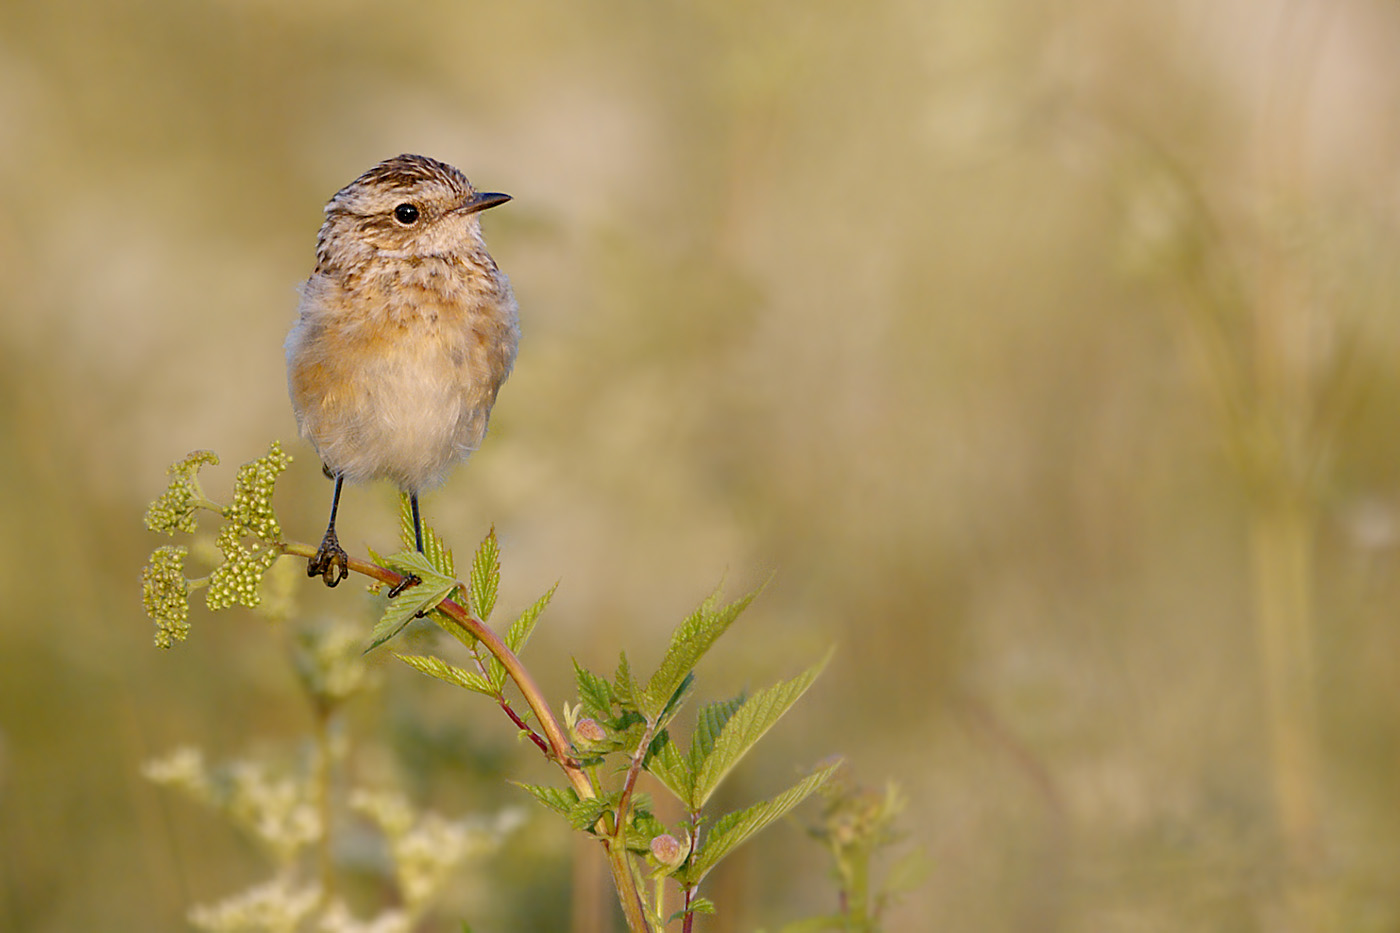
[3, 0, 1400, 929]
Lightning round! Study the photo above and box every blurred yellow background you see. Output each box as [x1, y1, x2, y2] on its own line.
[3, 0, 1400, 929]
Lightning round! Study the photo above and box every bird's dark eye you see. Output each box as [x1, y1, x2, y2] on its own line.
[393, 203, 420, 225]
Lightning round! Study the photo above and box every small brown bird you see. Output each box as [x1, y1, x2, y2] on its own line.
[286, 154, 518, 586]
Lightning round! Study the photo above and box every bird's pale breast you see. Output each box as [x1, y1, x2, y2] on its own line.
[286, 258, 519, 492]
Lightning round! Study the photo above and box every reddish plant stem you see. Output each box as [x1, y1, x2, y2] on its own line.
[280, 540, 653, 932]
[282, 541, 587, 789]
[614, 718, 660, 841]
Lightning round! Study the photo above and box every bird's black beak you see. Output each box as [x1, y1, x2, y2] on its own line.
[456, 191, 512, 215]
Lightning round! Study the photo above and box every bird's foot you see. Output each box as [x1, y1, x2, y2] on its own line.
[308, 529, 350, 587]
[386, 574, 421, 600]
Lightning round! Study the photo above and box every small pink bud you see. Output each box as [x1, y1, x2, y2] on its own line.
[575, 718, 607, 743]
[650, 833, 685, 867]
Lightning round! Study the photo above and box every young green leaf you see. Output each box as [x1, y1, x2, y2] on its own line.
[468, 528, 500, 621]
[399, 492, 415, 551]
[688, 694, 747, 776]
[513, 781, 579, 818]
[366, 552, 457, 651]
[652, 671, 697, 734]
[481, 582, 551, 689]
[691, 653, 829, 808]
[575, 661, 614, 719]
[667, 898, 716, 924]
[481, 582, 555, 692]
[366, 543, 386, 570]
[642, 730, 693, 801]
[398, 492, 455, 576]
[396, 653, 495, 697]
[641, 584, 758, 719]
[567, 795, 618, 831]
[624, 809, 669, 853]
[685, 761, 840, 883]
[614, 652, 638, 709]
[504, 582, 556, 656]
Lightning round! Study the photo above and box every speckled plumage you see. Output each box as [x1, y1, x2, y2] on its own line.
[287, 154, 518, 492]
[286, 154, 517, 583]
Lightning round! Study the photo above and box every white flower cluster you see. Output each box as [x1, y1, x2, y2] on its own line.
[224, 760, 323, 861]
[299, 620, 379, 704]
[144, 746, 321, 862]
[142, 745, 208, 792]
[148, 744, 526, 932]
[351, 789, 525, 911]
[315, 901, 410, 933]
[187, 874, 321, 933]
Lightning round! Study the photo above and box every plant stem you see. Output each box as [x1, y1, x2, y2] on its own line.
[466, 645, 550, 755]
[681, 813, 701, 933]
[606, 836, 652, 932]
[281, 543, 587, 789]
[681, 887, 695, 933]
[280, 540, 654, 932]
[614, 718, 660, 839]
[847, 840, 872, 928]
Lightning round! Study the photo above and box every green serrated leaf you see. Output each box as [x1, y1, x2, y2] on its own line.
[513, 781, 579, 817]
[642, 730, 694, 801]
[641, 584, 759, 719]
[469, 528, 500, 621]
[504, 582, 556, 656]
[399, 492, 416, 552]
[366, 552, 458, 651]
[484, 655, 507, 696]
[656, 671, 696, 731]
[436, 597, 480, 650]
[624, 810, 668, 853]
[685, 761, 839, 883]
[667, 898, 716, 924]
[688, 694, 747, 776]
[612, 714, 649, 751]
[575, 661, 614, 719]
[395, 493, 450, 572]
[614, 652, 637, 709]
[483, 581, 557, 695]
[567, 794, 616, 831]
[396, 653, 495, 696]
[424, 532, 453, 579]
[691, 653, 829, 808]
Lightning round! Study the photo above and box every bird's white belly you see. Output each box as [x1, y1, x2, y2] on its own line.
[330, 340, 487, 491]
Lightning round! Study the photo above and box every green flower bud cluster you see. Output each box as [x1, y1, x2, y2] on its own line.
[141, 443, 293, 646]
[144, 450, 220, 535]
[207, 524, 282, 611]
[224, 442, 290, 544]
[142, 545, 190, 649]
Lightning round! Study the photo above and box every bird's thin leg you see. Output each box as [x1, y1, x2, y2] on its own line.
[307, 472, 350, 587]
[386, 491, 425, 601]
[411, 492, 424, 553]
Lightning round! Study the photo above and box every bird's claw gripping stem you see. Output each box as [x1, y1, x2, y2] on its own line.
[308, 529, 350, 587]
[386, 574, 421, 599]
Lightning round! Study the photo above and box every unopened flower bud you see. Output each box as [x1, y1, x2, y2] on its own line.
[575, 718, 607, 743]
[649, 833, 685, 868]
